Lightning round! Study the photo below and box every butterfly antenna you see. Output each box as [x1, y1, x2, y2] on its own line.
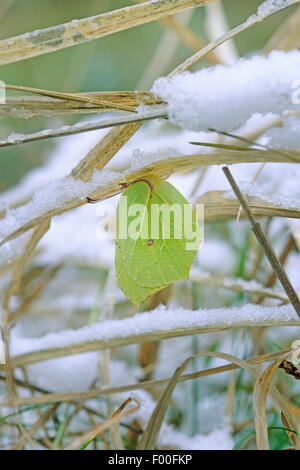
[86, 188, 124, 204]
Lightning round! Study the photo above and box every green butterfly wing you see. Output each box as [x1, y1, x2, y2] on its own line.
[115, 179, 201, 306]
[115, 242, 163, 307]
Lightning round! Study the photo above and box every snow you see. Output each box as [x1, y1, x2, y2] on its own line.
[36, 205, 115, 268]
[12, 303, 299, 357]
[195, 239, 236, 274]
[25, 354, 144, 394]
[0, 230, 34, 264]
[257, 0, 298, 17]
[152, 50, 300, 133]
[120, 389, 234, 450]
[26, 352, 99, 393]
[190, 267, 286, 295]
[0, 128, 109, 208]
[0, 168, 120, 244]
[225, 173, 300, 210]
[160, 425, 234, 450]
[263, 115, 300, 149]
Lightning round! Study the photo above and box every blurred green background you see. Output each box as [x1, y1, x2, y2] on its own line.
[0, 0, 293, 190]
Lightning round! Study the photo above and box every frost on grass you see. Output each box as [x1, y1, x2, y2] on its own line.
[152, 50, 300, 134]
[225, 177, 300, 211]
[24, 354, 143, 394]
[160, 426, 234, 450]
[12, 303, 299, 356]
[0, 128, 108, 207]
[256, 0, 297, 17]
[0, 169, 121, 243]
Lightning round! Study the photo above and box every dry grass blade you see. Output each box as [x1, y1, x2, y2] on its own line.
[0, 0, 213, 65]
[1, 220, 50, 408]
[198, 190, 300, 222]
[0, 107, 167, 148]
[253, 352, 297, 450]
[190, 271, 290, 302]
[12, 404, 59, 450]
[281, 411, 299, 448]
[0, 349, 293, 407]
[2, 84, 138, 113]
[2, 220, 50, 322]
[72, 122, 144, 182]
[0, 91, 159, 119]
[65, 397, 140, 450]
[190, 141, 256, 152]
[190, 137, 297, 163]
[138, 351, 300, 450]
[1, 319, 299, 372]
[138, 354, 195, 449]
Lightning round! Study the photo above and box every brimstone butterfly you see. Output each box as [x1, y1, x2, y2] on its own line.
[115, 175, 201, 306]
